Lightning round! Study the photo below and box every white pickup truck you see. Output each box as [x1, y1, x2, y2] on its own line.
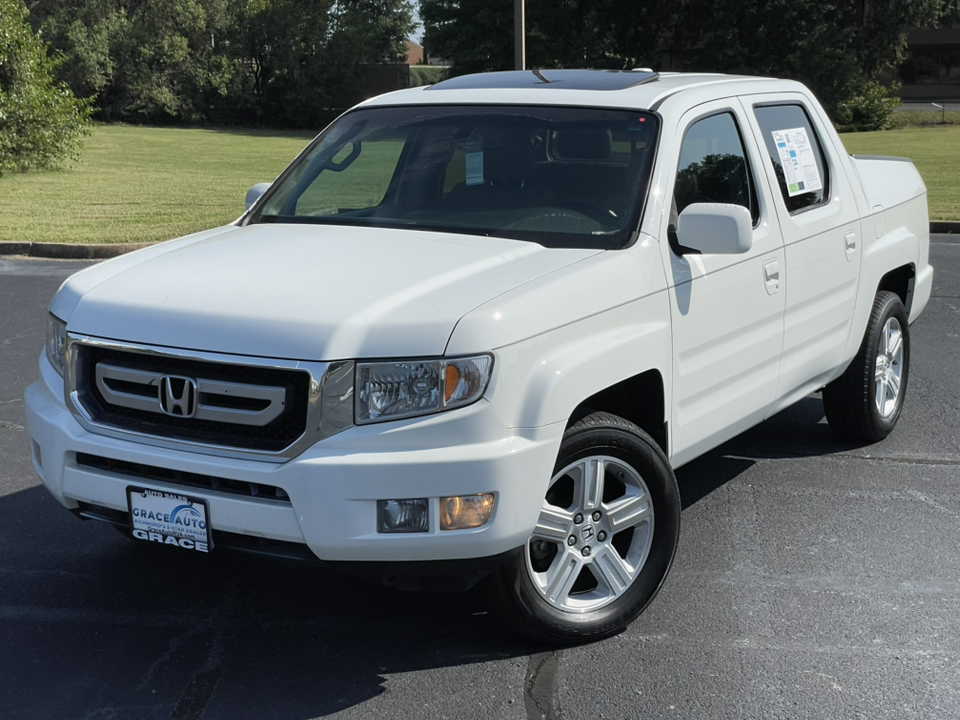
[25, 70, 933, 644]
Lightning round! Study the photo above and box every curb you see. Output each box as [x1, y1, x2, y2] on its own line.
[3, 222, 959, 259]
[0, 241, 154, 259]
[930, 221, 960, 234]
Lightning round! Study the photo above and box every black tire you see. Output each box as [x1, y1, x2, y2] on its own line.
[823, 291, 910, 442]
[489, 411, 680, 645]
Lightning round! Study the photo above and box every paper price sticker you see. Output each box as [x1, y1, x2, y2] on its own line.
[771, 127, 823, 197]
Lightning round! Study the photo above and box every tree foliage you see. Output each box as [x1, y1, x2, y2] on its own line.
[417, 0, 513, 74]
[0, 0, 92, 175]
[835, 81, 902, 132]
[676, 0, 948, 120]
[420, 0, 957, 125]
[420, 0, 681, 73]
[29, 0, 414, 127]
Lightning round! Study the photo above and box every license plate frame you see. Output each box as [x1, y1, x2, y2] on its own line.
[126, 486, 213, 553]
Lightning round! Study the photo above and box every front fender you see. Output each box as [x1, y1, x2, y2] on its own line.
[485, 291, 673, 430]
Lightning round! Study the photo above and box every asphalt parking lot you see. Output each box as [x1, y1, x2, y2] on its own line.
[1, 237, 958, 720]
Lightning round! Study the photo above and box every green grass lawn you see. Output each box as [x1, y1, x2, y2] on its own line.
[0, 125, 315, 244]
[1, 122, 958, 245]
[838, 125, 960, 221]
[893, 110, 960, 128]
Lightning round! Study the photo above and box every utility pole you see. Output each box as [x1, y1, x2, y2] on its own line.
[514, 0, 525, 70]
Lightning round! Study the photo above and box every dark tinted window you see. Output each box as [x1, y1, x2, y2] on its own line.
[754, 104, 829, 213]
[675, 112, 759, 224]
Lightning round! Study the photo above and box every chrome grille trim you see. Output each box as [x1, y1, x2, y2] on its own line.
[95, 363, 287, 426]
[64, 334, 355, 462]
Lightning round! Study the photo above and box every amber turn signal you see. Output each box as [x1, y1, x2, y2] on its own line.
[444, 364, 461, 402]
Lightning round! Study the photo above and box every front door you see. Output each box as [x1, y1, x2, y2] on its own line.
[660, 102, 786, 467]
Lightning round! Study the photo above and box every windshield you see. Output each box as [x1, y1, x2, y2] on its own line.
[251, 105, 660, 249]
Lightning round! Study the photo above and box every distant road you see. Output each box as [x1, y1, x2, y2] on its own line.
[897, 101, 960, 112]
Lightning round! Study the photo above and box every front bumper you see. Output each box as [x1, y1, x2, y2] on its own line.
[25, 354, 563, 563]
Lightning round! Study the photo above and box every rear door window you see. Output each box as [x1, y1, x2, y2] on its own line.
[753, 104, 829, 214]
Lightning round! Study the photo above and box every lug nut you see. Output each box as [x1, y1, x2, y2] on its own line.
[581, 546, 591, 557]
[598, 531, 607, 542]
[567, 535, 576, 546]
[574, 513, 584, 524]
[592, 511, 602, 521]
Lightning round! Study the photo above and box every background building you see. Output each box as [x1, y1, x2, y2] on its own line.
[897, 27, 960, 100]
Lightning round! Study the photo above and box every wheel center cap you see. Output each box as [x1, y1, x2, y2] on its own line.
[580, 524, 596, 543]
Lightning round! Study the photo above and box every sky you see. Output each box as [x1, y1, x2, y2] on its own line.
[411, 5, 424, 43]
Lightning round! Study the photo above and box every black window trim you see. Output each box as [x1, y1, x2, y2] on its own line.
[751, 100, 832, 217]
[673, 107, 763, 229]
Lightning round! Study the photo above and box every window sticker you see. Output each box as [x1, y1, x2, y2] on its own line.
[770, 127, 823, 197]
[465, 140, 484, 186]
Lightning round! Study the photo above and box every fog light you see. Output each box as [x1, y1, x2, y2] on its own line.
[440, 494, 495, 530]
[377, 499, 429, 533]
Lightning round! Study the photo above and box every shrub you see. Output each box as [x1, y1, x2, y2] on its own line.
[835, 81, 901, 133]
[0, 0, 92, 175]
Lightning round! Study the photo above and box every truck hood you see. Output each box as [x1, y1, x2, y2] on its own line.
[61, 223, 599, 360]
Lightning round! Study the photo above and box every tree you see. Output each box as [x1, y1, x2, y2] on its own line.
[674, 0, 950, 121]
[420, 0, 513, 74]
[30, 0, 414, 128]
[420, 0, 680, 74]
[217, 0, 414, 127]
[32, 0, 237, 123]
[0, 0, 92, 175]
[419, 0, 956, 126]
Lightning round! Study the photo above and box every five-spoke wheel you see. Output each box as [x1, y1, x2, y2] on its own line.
[874, 316, 904, 419]
[824, 291, 911, 441]
[491, 411, 680, 644]
[526, 455, 655, 613]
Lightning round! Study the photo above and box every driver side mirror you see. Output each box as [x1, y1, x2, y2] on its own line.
[674, 203, 753, 255]
[245, 183, 272, 211]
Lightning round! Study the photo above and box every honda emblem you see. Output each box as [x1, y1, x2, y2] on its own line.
[159, 375, 198, 418]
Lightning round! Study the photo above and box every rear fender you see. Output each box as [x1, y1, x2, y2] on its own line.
[844, 203, 921, 362]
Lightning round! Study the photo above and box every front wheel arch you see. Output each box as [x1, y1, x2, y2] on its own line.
[489, 411, 680, 645]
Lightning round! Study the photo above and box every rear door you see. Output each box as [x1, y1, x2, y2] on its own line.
[740, 95, 863, 405]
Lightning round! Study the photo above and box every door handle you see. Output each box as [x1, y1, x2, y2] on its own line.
[844, 231, 857, 261]
[763, 259, 780, 295]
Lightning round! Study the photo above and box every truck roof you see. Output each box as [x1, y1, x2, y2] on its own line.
[361, 69, 806, 112]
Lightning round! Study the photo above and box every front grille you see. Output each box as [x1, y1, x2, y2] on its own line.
[76, 453, 291, 503]
[75, 345, 310, 452]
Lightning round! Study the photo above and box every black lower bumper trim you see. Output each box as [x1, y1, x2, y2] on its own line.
[74, 502, 320, 562]
[327, 549, 520, 592]
[72, 502, 518, 591]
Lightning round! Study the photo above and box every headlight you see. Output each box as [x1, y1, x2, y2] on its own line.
[356, 355, 493, 424]
[45, 314, 67, 377]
